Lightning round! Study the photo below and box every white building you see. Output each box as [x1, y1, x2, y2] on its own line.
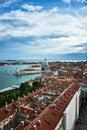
[55, 83, 81, 130]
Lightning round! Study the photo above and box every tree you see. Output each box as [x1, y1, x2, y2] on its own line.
[32, 81, 44, 90]
[20, 82, 31, 95]
[0, 95, 6, 107]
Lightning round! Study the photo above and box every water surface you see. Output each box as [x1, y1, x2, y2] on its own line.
[0, 65, 41, 90]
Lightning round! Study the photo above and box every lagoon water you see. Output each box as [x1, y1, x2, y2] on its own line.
[0, 64, 41, 90]
[0, 59, 86, 91]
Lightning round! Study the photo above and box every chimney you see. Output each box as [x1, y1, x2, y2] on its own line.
[33, 125, 36, 130]
[21, 121, 24, 126]
[28, 92, 30, 95]
[18, 96, 20, 100]
[10, 128, 13, 130]
[5, 102, 7, 108]
[15, 108, 17, 112]
[52, 104, 56, 109]
[38, 120, 41, 126]
[35, 111, 37, 115]
[24, 110, 26, 114]
[27, 114, 29, 118]
[23, 94, 25, 97]
[19, 107, 20, 112]
[2, 122, 4, 127]
[12, 99, 14, 103]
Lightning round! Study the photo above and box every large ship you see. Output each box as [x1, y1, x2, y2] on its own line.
[15, 65, 42, 75]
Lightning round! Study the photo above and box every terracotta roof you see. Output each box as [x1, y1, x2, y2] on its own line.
[0, 103, 15, 122]
[26, 82, 79, 130]
[0, 75, 80, 130]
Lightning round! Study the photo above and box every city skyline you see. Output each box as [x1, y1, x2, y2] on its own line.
[0, 0, 87, 60]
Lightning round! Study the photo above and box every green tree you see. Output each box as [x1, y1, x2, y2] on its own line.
[32, 81, 44, 90]
[20, 82, 31, 95]
[0, 95, 6, 107]
[1, 89, 17, 104]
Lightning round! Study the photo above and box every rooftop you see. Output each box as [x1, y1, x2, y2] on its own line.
[0, 75, 80, 130]
[15, 82, 79, 130]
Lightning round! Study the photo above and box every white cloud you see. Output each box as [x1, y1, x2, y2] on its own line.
[0, 0, 18, 7]
[81, 6, 87, 10]
[63, 0, 71, 4]
[75, 0, 86, 3]
[49, 7, 59, 13]
[22, 4, 43, 11]
[63, 0, 86, 4]
[0, 5, 87, 55]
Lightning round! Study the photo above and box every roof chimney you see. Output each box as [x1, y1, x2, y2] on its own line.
[12, 99, 14, 103]
[23, 94, 25, 97]
[35, 111, 38, 116]
[28, 92, 30, 95]
[35, 111, 37, 114]
[18, 96, 20, 100]
[27, 114, 29, 119]
[10, 128, 13, 130]
[38, 120, 41, 126]
[21, 121, 24, 126]
[52, 104, 56, 109]
[19, 107, 20, 112]
[15, 108, 17, 112]
[33, 125, 36, 130]
[24, 110, 26, 114]
[5, 102, 7, 108]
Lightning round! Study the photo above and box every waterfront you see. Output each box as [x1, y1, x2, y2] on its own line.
[0, 59, 87, 91]
[0, 64, 42, 90]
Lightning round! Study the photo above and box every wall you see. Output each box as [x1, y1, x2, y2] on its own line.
[63, 88, 80, 130]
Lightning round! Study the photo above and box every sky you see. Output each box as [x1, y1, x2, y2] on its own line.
[0, 0, 87, 60]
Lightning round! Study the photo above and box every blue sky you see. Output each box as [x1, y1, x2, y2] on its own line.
[0, 0, 87, 60]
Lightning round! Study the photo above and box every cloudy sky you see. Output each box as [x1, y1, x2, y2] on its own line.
[0, 0, 87, 60]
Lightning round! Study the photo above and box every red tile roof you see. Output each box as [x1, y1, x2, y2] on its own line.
[0, 76, 80, 130]
[25, 82, 79, 130]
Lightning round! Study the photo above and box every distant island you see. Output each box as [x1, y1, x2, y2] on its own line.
[0, 61, 40, 66]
